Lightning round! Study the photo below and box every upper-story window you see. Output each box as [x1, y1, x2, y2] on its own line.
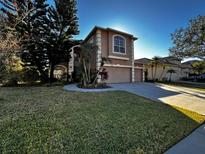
[113, 35, 126, 54]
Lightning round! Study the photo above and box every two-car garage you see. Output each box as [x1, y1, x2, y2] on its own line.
[103, 66, 143, 83]
[104, 67, 131, 83]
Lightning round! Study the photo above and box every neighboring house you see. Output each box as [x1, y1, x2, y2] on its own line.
[66, 26, 143, 83]
[134, 58, 151, 81]
[135, 57, 194, 81]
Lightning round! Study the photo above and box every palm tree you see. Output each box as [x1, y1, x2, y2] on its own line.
[78, 43, 109, 87]
[159, 64, 166, 81]
[151, 56, 161, 81]
[167, 69, 176, 82]
[149, 62, 154, 81]
[80, 43, 98, 86]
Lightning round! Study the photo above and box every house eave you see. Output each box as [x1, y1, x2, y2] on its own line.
[83, 26, 138, 43]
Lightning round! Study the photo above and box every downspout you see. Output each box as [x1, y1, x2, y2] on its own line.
[131, 39, 135, 82]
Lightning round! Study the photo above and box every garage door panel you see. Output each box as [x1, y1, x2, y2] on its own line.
[104, 67, 131, 83]
[135, 69, 143, 82]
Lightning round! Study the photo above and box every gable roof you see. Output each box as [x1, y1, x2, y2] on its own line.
[84, 26, 138, 42]
[134, 58, 151, 64]
[135, 56, 182, 66]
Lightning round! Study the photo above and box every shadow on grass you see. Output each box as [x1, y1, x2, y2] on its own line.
[0, 86, 204, 153]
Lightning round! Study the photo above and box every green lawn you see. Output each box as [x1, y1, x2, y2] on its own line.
[0, 86, 204, 153]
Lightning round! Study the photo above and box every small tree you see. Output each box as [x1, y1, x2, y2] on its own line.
[78, 43, 109, 87]
[80, 43, 98, 86]
[167, 69, 176, 82]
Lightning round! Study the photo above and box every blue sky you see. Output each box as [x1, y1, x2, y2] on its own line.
[75, 0, 205, 59]
[1, 0, 204, 59]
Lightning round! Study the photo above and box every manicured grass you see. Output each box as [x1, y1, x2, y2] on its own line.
[0, 86, 204, 153]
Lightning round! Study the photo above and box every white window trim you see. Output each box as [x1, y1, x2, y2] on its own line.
[104, 64, 143, 69]
[112, 34, 126, 55]
[108, 55, 129, 60]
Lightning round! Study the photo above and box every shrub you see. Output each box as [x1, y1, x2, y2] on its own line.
[3, 71, 20, 86]
[20, 68, 40, 84]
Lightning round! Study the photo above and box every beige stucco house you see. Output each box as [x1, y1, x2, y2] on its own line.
[66, 26, 144, 83]
[135, 57, 193, 81]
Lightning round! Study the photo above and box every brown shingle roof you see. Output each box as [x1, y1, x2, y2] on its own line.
[134, 58, 151, 64]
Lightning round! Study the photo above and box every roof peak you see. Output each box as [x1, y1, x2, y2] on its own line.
[84, 26, 138, 42]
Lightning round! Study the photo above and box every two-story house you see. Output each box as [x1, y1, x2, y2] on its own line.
[65, 26, 143, 83]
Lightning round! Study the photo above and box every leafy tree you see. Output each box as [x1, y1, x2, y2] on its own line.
[170, 16, 205, 61]
[192, 61, 205, 74]
[0, 0, 34, 31]
[167, 69, 176, 82]
[0, 0, 35, 84]
[1, 0, 79, 83]
[0, 13, 23, 84]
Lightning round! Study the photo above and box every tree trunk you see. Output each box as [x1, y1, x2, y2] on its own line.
[83, 59, 89, 86]
[82, 73, 86, 87]
[88, 62, 91, 83]
[49, 62, 55, 84]
[36, 64, 48, 83]
[92, 67, 102, 85]
[159, 66, 165, 81]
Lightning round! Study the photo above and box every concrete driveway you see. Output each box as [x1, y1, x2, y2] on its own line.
[109, 82, 205, 115]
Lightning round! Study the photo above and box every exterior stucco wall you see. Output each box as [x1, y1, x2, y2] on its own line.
[109, 59, 131, 65]
[108, 31, 132, 62]
[98, 29, 133, 66]
[101, 30, 109, 58]
[146, 65, 188, 81]
[86, 28, 134, 66]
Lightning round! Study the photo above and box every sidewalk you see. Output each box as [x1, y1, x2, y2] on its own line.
[165, 124, 205, 154]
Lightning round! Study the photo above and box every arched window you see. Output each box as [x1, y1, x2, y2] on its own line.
[113, 35, 126, 54]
